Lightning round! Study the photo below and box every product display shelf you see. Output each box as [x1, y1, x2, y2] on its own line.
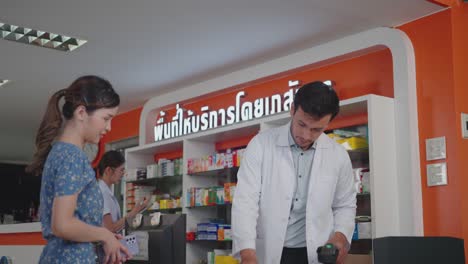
[349, 239, 372, 255]
[145, 207, 183, 213]
[188, 166, 239, 178]
[357, 192, 371, 197]
[125, 174, 183, 185]
[128, 94, 401, 264]
[341, 125, 372, 256]
[186, 203, 232, 209]
[347, 148, 369, 159]
[355, 215, 372, 222]
[183, 122, 261, 263]
[187, 240, 233, 253]
[126, 207, 183, 214]
[124, 138, 184, 216]
[348, 148, 370, 169]
[190, 240, 233, 245]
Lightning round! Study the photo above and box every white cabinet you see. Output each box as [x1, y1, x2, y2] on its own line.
[125, 94, 401, 263]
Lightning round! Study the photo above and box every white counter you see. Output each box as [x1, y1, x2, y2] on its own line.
[0, 222, 41, 234]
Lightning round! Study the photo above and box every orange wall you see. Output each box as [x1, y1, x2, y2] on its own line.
[450, 2, 468, 258]
[102, 107, 142, 143]
[399, 3, 468, 260]
[399, 9, 463, 237]
[156, 49, 393, 124]
[93, 107, 142, 165]
[0, 233, 45, 245]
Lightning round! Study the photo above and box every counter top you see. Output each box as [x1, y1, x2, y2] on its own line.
[0, 222, 41, 234]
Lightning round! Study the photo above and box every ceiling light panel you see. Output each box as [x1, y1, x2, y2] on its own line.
[0, 21, 87, 52]
[0, 80, 10, 87]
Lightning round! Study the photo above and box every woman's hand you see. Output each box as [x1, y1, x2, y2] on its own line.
[128, 197, 150, 218]
[102, 232, 132, 263]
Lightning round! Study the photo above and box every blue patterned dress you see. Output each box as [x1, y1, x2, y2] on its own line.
[39, 142, 103, 264]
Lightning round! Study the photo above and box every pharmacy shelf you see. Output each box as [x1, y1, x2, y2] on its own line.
[126, 207, 183, 214]
[190, 240, 232, 243]
[186, 203, 232, 209]
[146, 208, 183, 213]
[188, 167, 239, 178]
[355, 215, 372, 222]
[125, 175, 183, 185]
[127, 94, 403, 264]
[349, 239, 372, 255]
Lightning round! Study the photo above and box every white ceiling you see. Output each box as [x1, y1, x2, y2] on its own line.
[0, 0, 444, 162]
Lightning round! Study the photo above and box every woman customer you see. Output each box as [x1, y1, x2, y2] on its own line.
[27, 75, 131, 264]
[96, 150, 149, 233]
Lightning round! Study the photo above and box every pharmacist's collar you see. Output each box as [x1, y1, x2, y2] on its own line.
[277, 122, 331, 149]
[98, 179, 113, 196]
[288, 127, 317, 150]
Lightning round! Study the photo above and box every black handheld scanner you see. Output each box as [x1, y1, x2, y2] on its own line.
[317, 243, 339, 264]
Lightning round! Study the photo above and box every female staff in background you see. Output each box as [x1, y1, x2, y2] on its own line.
[27, 75, 131, 264]
[96, 150, 149, 233]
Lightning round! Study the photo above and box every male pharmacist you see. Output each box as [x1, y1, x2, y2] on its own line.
[232, 81, 356, 264]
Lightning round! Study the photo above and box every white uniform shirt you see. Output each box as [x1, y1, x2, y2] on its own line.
[232, 123, 356, 264]
[284, 130, 316, 247]
[98, 180, 121, 223]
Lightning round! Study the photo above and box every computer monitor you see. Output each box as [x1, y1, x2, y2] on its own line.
[126, 214, 186, 264]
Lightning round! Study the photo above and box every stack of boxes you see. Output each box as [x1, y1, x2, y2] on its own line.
[152, 196, 181, 210]
[196, 222, 232, 241]
[207, 250, 238, 264]
[354, 168, 370, 194]
[125, 158, 183, 212]
[187, 149, 246, 174]
[327, 128, 368, 150]
[186, 183, 236, 207]
[186, 149, 245, 262]
[125, 168, 147, 181]
[126, 184, 155, 211]
[146, 158, 183, 179]
[353, 222, 372, 240]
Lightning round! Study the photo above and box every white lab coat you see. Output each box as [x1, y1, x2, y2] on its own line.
[232, 123, 356, 264]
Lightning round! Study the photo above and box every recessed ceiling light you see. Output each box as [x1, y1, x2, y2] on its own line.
[0, 80, 10, 87]
[0, 21, 87, 52]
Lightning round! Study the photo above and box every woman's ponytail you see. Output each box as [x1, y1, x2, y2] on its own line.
[26, 75, 119, 176]
[26, 89, 66, 176]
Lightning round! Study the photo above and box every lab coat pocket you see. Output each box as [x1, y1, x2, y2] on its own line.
[314, 175, 336, 206]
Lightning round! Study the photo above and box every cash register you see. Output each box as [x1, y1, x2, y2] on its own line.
[126, 213, 186, 264]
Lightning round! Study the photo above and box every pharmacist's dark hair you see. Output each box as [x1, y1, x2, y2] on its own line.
[293, 81, 340, 120]
[97, 150, 125, 177]
[26, 75, 120, 176]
